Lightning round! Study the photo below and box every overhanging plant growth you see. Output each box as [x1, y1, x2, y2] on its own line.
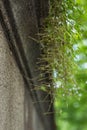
[36, 0, 82, 111]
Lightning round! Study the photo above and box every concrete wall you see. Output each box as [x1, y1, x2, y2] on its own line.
[0, 0, 55, 129]
[0, 23, 45, 130]
[0, 23, 25, 130]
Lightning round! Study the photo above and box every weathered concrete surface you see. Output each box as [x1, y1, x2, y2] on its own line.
[24, 86, 44, 130]
[0, 24, 25, 130]
[0, 23, 46, 130]
[0, 0, 55, 130]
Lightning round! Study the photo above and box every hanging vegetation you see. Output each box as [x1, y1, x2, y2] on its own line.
[38, 0, 82, 101]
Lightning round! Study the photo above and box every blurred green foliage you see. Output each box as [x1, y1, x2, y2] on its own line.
[55, 0, 87, 130]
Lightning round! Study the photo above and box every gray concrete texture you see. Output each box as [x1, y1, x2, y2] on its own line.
[0, 23, 25, 130]
[0, 0, 55, 129]
[0, 23, 45, 130]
